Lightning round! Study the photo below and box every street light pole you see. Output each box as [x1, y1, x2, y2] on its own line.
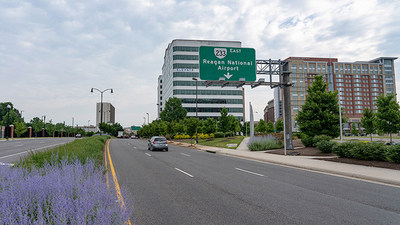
[91, 88, 113, 135]
[146, 113, 149, 125]
[192, 77, 198, 144]
[338, 90, 343, 143]
[6, 104, 11, 140]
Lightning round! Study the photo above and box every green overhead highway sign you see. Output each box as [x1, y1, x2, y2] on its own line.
[199, 46, 256, 81]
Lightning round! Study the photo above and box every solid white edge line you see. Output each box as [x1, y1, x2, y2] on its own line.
[235, 167, 265, 177]
[0, 142, 70, 159]
[145, 153, 151, 157]
[180, 153, 191, 157]
[175, 168, 194, 177]
[0, 162, 14, 166]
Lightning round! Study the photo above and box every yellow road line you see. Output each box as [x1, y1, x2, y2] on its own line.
[106, 139, 132, 225]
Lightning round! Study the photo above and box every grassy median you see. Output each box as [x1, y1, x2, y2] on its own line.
[179, 136, 245, 149]
[14, 135, 109, 169]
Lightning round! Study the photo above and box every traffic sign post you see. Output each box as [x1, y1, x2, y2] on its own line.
[199, 46, 256, 81]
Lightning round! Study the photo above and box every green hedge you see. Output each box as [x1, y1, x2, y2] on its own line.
[332, 141, 400, 163]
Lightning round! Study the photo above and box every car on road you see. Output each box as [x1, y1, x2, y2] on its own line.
[75, 134, 82, 138]
[148, 136, 168, 151]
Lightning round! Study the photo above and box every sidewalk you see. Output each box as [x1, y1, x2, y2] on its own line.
[171, 140, 400, 187]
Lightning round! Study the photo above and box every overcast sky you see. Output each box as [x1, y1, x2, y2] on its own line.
[1, 0, 399, 127]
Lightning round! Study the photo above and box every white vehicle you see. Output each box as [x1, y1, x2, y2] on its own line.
[117, 131, 124, 138]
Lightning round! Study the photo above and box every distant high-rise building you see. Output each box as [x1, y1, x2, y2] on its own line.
[96, 102, 115, 130]
[271, 56, 397, 133]
[158, 39, 245, 121]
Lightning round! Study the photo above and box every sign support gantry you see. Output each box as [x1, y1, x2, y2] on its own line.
[204, 59, 294, 152]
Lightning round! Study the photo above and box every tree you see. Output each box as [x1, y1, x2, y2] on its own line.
[242, 122, 250, 136]
[227, 115, 240, 136]
[55, 123, 64, 137]
[46, 120, 57, 137]
[351, 123, 359, 136]
[375, 93, 400, 143]
[30, 117, 44, 137]
[203, 118, 217, 134]
[184, 117, 199, 145]
[14, 121, 27, 137]
[255, 119, 267, 134]
[160, 97, 187, 122]
[296, 75, 341, 138]
[266, 121, 274, 133]
[361, 108, 377, 142]
[217, 108, 230, 137]
[275, 119, 284, 133]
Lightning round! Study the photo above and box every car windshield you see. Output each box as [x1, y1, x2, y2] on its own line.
[154, 138, 166, 141]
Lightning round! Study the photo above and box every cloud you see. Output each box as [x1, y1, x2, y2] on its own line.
[1, 0, 399, 126]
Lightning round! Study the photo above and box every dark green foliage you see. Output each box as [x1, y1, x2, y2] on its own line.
[316, 140, 337, 153]
[361, 108, 377, 141]
[296, 75, 342, 138]
[266, 121, 274, 133]
[386, 145, 400, 163]
[313, 135, 332, 145]
[275, 119, 284, 133]
[255, 119, 267, 134]
[214, 132, 225, 138]
[301, 135, 314, 147]
[351, 123, 359, 135]
[217, 108, 230, 135]
[375, 94, 400, 143]
[160, 97, 187, 122]
[332, 142, 389, 161]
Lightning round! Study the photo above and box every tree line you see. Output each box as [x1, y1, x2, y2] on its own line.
[0, 102, 123, 138]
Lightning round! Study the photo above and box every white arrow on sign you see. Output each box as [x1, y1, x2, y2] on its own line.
[224, 72, 233, 79]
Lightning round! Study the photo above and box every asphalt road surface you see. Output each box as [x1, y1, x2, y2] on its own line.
[109, 139, 400, 225]
[0, 137, 75, 164]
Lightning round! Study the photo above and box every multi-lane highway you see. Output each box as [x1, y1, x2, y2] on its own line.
[0, 138, 75, 165]
[109, 139, 400, 225]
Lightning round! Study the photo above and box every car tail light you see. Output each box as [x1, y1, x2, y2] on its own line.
[153, 140, 156, 144]
[166, 140, 168, 144]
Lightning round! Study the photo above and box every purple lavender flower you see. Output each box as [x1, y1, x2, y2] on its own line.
[0, 158, 132, 224]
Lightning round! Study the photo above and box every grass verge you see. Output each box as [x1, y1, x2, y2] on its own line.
[14, 135, 109, 169]
[178, 136, 245, 149]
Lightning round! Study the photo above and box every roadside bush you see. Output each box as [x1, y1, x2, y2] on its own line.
[313, 135, 332, 145]
[316, 140, 337, 153]
[214, 132, 225, 138]
[248, 135, 283, 151]
[301, 135, 314, 147]
[385, 145, 400, 163]
[332, 141, 390, 161]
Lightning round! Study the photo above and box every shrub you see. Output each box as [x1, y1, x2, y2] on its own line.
[214, 132, 225, 138]
[313, 135, 332, 145]
[247, 135, 283, 151]
[301, 135, 314, 147]
[332, 141, 389, 161]
[386, 145, 400, 163]
[1, 159, 132, 224]
[316, 140, 337, 153]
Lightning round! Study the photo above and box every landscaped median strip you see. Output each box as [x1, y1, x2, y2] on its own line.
[0, 136, 132, 224]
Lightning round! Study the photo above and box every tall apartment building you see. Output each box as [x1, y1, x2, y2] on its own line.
[158, 39, 245, 121]
[273, 56, 397, 133]
[96, 102, 115, 129]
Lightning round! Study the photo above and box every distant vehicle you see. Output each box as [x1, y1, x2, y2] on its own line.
[75, 134, 82, 138]
[385, 141, 399, 145]
[117, 131, 124, 138]
[130, 135, 137, 139]
[148, 136, 168, 151]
